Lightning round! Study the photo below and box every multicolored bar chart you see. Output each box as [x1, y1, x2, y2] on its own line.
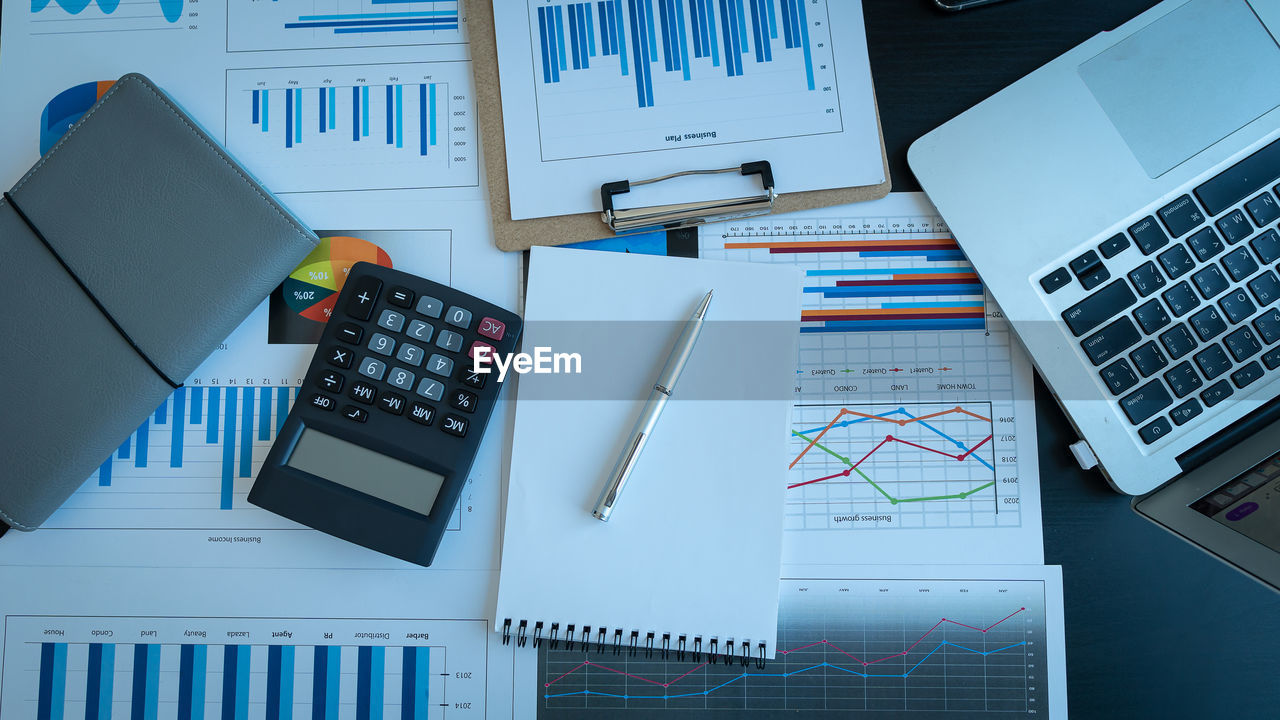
[5, 616, 486, 720]
[227, 0, 466, 52]
[225, 63, 477, 193]
[526, 0, 840, 159]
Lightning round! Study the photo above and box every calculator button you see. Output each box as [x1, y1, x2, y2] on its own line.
[445, 306, 473, 329]
[460, 367, 487, 389]
[436, 329, 464, 352]
[396, 343, 425, 367]
[406, 319, 434, 343]
[450, 389, 478, 413]
[335, 323, 364, 345]
[318, 370, 344, 393]
[387, 367, 416, 391]
[377, 309, 406, 333]
[441, 414, 469, 437]
[368, 332, 396, 356]
[416, 295, 444, 318]
[388, 286, 415, 308]
[468, 340, 496, 360]
[409, 402, 436, 426]
[349, 381, 377, 405]
[358, 357, 387, 381]
[377, 392, 407, 415]
[341, 405, 368, 423]
[309, 393, 336, 411]
[327, 346, 354, 369]
[345, 275, 382, 321]
[477, 316, 507, 341]
[427, 354, 454, 378]
[415, 378, 445, 401]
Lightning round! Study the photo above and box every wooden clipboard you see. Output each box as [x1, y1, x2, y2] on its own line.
[469, 0, 892, 252]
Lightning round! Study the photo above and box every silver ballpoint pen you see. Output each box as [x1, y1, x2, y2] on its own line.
[592, 289, 714, 522]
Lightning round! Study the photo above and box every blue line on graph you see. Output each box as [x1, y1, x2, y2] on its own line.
[795, 406, 996, 472]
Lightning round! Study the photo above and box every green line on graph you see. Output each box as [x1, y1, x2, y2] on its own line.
[792, 431, 995, 505]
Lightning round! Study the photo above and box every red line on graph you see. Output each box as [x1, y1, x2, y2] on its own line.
[543, 608, 1030, 689]
[790, 406, 992, 469]
[787, 469, 851, 490]
[957, 434, 993, 460]
[885, 436, 963, 460]
[852, 436, 892, 467]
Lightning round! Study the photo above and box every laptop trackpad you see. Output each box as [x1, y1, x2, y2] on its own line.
[1079, 0, 1280, 178]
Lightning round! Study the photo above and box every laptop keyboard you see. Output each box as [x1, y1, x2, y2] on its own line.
[1041, 137, 1280, 447]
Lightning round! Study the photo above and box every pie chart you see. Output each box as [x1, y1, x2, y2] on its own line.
[282, 236, 392, 323]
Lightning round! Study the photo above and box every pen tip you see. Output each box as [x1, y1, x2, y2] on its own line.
[696, 290, 713, 318]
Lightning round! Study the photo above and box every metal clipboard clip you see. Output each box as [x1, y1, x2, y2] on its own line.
[600, 161, 775, 235]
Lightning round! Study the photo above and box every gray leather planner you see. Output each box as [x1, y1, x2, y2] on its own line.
[0, 73, 319, 531]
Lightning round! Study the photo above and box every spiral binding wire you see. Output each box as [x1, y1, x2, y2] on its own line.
[500, 619, 769, 667]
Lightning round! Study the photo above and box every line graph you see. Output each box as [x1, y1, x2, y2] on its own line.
[29, 0, 189, 35]
[537, 578, 1048, 716]
[786, 403, 1014, 531]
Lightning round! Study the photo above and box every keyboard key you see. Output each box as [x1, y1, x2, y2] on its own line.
[1070, 250, 1101, 276]
[1223, 247, 1260, 282]
[441, 414, 469, 437]
[1133, 299, 1171, 334]
[415, 295, 444, 318]
[1100, 359, 1139, 395]
[387, 286, 414, 308]
[358, 356, 387, 381]
[1158, 245, 1196, 280]
[335, 323, 363, 345]
[445, 306, 473, 329]
[341, 405, 368, 423]
[1128, 262, 1167, 297]
[1247, 270, 1280, 306]
[377, 392, 406, 415]
[1219, 289, 1257, 324]
[1170, 398, 1202, 426]
[1061, 280, 1137, 336]
[1162, 281, 1200, 316]
[1245, 192, 1280, 227]
[408, 402, 436, 426]
[405, 319, 434, 343]
[1192, 265, 1230, 300]
[387, 366, 416, 391]
[1189, 306, 1227, 341]
[327, 346, 353, 369]
[1264, 346, 1280, 369]
[1081, 266, 1111, 292]
[1159, 324, 1198, 360]
[478, 316, 508, 341]
[1195, 137, 1280, 216]
[309, 393, 335, 411]
[1040, 267, 1071, 294]
[426, 353, 454, 378]
[1139, 418, 1172, 445]
[459, 367, 487, 389]
[396, 342, 425, 367]
[1187, 227, 1224, 262]
[1129, 216, 1170, 255]
[1099, 234, 1130, 259]
[367, 332, 396, 356]
[1082, 317, 1142, 366]
[415, 378, 444, 401]
[376, 309, 406, 333]
[436, 329, 464, 352]
[344, 275, 381, 321]
[1194, 344, 1233, 380]
[1224, 326, 1262, 362]
[1158, 194, 1205, 237]
[449, 389, 478, 414]
[1216, 209, 1253, 244]
[1250, 229, 1280, 264]
[1130, 341, 1168, 377]
[1231, 360, 1265, 389]
[318, 370, 343, 393]
[1164, 362, 1203, 398]
[1200, 380, 1234, 407]
[1255, 307, 1280, 344]
[348, 381, 377, 404]
[1120, 380, 1174, 425]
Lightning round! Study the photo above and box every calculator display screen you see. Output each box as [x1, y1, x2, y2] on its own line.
[287, 428, 443, 516]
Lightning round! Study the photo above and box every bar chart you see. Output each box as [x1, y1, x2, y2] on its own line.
[228, 0, 465, 52]
[225, 63, 477, 193]
[526, 0, 842, 159]
[3, 615, 487, 720]
[48, 383, 464, 533]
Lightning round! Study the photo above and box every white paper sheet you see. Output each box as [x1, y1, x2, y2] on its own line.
[491, 0, 885, 220]
[494, 247, 801, 656]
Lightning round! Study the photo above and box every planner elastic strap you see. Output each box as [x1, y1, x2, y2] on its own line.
[5, 191, 182, 389]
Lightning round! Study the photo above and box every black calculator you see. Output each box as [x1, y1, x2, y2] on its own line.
[248, 262, 522, 566]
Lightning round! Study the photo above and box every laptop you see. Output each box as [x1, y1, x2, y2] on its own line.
[908, 0, 1280, 590]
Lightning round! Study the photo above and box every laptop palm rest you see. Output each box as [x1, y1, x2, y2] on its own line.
[1078, 0, 1280, 178]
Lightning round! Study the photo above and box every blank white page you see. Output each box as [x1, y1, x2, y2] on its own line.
[494, 247, 801, 657]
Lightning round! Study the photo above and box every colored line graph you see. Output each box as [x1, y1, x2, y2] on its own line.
[785, 403, 1006, 531]
[537, 578, 1048, 716]
[28, 0, 187, 34]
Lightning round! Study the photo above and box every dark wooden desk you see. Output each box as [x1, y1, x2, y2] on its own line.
[863, 1, 1280, 716]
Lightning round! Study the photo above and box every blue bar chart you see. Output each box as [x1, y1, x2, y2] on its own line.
[526, 0, 839, 159]
[227, 0, 465, 52]
[225, 63, 476, 193]
[5, 616, 486, 720]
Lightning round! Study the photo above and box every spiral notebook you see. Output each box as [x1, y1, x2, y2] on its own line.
[494, 247, 801, 663]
